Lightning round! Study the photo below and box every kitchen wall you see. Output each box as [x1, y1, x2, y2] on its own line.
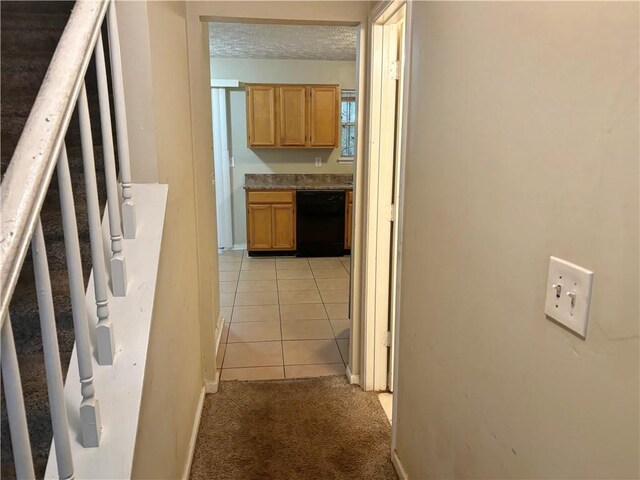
[394, 2, 639, 479]
[210, 57, 357, 245]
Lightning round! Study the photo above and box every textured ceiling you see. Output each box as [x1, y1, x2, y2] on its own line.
[209, 23, 357, 61]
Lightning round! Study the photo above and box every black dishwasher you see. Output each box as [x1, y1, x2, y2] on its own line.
[296, 190, 346, 257]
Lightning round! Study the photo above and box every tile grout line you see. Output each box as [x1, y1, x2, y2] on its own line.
[312, 265, 346, 366]
[276, 256, 286, 378]
[221, 252, 350, 378]
[222, 250, 243, 372]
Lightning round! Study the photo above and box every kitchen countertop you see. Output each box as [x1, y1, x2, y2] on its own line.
[244, 173, 353, 191]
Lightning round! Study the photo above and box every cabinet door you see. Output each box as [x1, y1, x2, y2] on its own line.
[309, 86, 339, 147]
[247, 204, 273, 250]
[271, 204, 296, 250]
[279, 86, 307, 146]
[247, 85, 276, 147]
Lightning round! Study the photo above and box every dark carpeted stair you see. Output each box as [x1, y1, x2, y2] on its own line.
[1, 2, 110, 478]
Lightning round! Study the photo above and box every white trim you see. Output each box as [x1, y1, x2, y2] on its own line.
[232, 243, 247, 251]
[212, 88, 233, 249]
[345, 365, 360, 385]
[347, 19, 367, 396]
[391, 0, 413, 453]
[211, 78, 239, 88]
[206, 312, 225, 394]
[391, 449, 409, 480]
[204, 370, 220, 394]
[182, 385, 206, 480]
[214, 311, 225, 348]
[362, 17, 383, 391]
[45, 185, 169, 479]
[372, 0, 405, 24]
[362, 1, 407, 392]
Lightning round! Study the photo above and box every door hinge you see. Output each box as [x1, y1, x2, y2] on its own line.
[390, 60, 400, 81]
[384, 331, 392, 347]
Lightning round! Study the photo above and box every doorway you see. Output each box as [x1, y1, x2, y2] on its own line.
[208, 20, 362, 381]
[362, 0, 409, 404]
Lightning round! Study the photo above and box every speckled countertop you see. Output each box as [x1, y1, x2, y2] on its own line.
[244, 173, 353, 190]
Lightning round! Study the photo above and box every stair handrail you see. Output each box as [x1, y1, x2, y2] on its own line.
[0, 0, 110, 324]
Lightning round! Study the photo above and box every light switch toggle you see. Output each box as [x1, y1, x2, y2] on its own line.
[552, 283, 562, 298]
[566, 291, 576, 311]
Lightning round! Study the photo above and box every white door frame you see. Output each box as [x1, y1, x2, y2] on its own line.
[389, 0, 413, 460]
[361, 0, 411, 393]
[211, 84, 234, 249]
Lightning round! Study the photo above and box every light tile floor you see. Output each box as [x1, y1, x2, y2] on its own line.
[217, 249, 351, 381]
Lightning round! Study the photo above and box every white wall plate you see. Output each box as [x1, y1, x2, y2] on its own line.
[544, 256, 594, 338]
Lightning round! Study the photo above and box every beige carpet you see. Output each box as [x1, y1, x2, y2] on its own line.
[190, 376, 397, 480]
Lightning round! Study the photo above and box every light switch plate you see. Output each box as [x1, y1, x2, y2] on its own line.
[544, 256, 594, 338]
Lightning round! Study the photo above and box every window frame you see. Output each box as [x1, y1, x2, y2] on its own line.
[339, 89, 356, 162]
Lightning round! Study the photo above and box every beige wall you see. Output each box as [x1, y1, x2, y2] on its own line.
[129, 2, 204, 478]
[395, 2, 639, 479]
[116, 1, 158, 183]
[210, 58, 357, 244]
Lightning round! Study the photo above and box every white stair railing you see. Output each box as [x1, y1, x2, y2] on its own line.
[78, 80, 115, 366]
[0, 0, 136, 475]
[107, 1, 136, 240]
[1, 315, 36, 480]
[95, 29, 128, 297]
[57, 144, 102, 447]
[32, 220, 75, 480]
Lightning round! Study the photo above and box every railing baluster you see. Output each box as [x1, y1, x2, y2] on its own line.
[107, 0, 136, 239]
[31, 220, 75, 479]
[78, 74, 115, 366]
[93, 45, 128, 297]
[57, 145, 102, 448]
[1, 315, 36, 480]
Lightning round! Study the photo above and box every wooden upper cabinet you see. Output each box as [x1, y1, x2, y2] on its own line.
[246, 84, 339, 148]
[309, 86, 339, 148]
[279, 86, 307, 146]
[247, 85, 276, 147]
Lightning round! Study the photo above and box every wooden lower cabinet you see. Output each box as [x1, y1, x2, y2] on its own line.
[345, 190, 353, 250]
[247, 204, 273, 250]
[246, 190, 296, 252]
[271, 204, 296, 249]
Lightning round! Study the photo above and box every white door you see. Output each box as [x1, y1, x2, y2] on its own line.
[211, 88, 233, 249]
[364, 6, 407, 392]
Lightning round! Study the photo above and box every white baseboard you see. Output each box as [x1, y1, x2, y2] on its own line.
[205, 370, 220, 394]
[182, 385, 206, 480]
[214, 312, 225, 349]
[391, 449, 409, 480]
[207, 312, 224, 394]
[345, 365, 360, 385]
[232, 243, 247, 250]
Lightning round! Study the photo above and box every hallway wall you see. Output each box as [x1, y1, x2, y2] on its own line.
[395, 2, 639, 479]
[120, 2, 206, 478]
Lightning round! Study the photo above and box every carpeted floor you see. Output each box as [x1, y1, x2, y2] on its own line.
[190, 375, 397, 480]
